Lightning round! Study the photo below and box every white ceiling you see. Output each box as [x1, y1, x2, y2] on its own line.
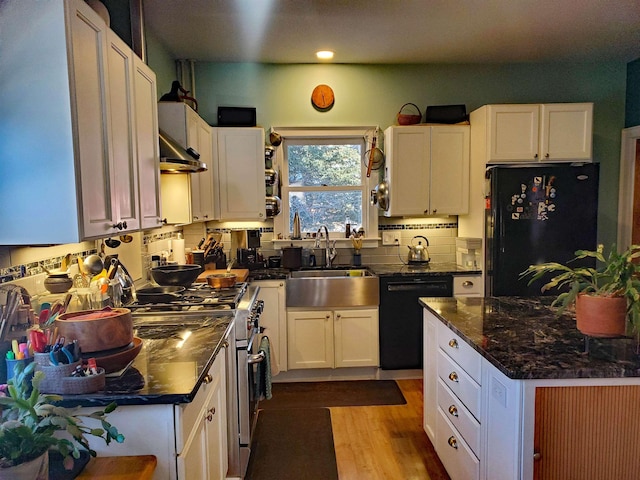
[142, 0, 640, 64]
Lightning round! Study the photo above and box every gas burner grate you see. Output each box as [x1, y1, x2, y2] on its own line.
[128, 282, 248, 312]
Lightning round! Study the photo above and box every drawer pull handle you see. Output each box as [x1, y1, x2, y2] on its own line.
[448, 371, 459, 382]
[448, 436, 458, 449]
[203, 374, 213, 384]
[462, 280, 474, 287]
[448, 405, 458, 417]
[448, 339, 458, 348]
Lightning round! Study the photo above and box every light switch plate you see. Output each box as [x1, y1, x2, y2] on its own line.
[382, 231, 401, 245]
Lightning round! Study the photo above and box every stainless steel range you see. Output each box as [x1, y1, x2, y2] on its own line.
[129, 281, 263, 479]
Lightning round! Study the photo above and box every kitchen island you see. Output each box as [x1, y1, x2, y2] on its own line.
[421, 296, 640, 480]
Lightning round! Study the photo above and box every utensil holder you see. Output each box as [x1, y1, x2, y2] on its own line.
[36, 360, 81, 394]
[61, 368, 105, 395]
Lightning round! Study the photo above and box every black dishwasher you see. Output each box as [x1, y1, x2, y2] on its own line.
[379, 275, 453, 369]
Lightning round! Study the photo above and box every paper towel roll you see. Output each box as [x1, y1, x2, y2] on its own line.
[172, 238, 186, 264]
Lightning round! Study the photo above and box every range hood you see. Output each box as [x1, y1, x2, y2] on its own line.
[159, 129, 207, 173]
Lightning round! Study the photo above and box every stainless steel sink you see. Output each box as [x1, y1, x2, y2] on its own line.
[286, 269, 379, 307]
[289, 269, 374, 278]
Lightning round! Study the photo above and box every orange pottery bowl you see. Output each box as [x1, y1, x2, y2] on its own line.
[56, 308, 133, 353]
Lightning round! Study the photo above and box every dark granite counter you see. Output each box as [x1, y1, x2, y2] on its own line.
[57, 311, 234, 408]
[370, 262, 481, 276]
[420, 296, 640, 380]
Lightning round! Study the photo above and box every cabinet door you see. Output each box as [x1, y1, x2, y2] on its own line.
[287, 310, 333, 369]
[429, 126, 470, 215]
[133, 56, 163, 229]
[256, 281, 287, 372]
[384, 126, 431, 216]
[205, 353, 228, 480]
[69, 3, 115, 238]
[334, 308, 379, 367]
[488, 105, 540, 162]
[423, 310, 438, 444]
[215, 128, 266, 220]
[191, 120, 215, 222]
[106, 31, 140, 233]
[540, 103, 593, 161]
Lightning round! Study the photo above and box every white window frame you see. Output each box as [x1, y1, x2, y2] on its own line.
[272, 127, 379, 243]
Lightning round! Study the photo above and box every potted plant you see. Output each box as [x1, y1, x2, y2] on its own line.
[0, 361, 124, 479]
[520, 244, 640, 337]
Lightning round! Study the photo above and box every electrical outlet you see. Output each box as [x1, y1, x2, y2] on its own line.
[382, 231, 401, 245]
[491, 378, 507, 407]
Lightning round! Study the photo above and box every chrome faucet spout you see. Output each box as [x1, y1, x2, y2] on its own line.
[317, 226, 332, 267]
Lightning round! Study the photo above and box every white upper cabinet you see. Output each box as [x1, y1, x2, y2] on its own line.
[383, 125, 470, 217]
[0, 0, 159, 244]
[214, 127, 266, 221]
[133, 56, 163, 230]
[158, 103, 215, 224]
[484, 103, 593, 163]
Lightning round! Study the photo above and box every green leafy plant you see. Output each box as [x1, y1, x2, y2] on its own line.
[0, 361, 124, 470]
[519, 244, 640, 332]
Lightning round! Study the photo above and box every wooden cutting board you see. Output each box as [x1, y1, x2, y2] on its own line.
[196, 268, 250, 283]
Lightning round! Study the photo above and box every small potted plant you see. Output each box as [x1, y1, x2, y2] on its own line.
[520, 244, 640, 337]
[0, 361, 125, 479]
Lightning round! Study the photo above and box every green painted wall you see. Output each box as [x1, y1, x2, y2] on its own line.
[145, 40, 627, 248]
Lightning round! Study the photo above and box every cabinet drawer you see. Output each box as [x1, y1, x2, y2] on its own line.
[437, 378, 480, 456]
[437, 321, 482, 383]
[436, 408, 479, 480]
[438, 350, 481, 420]
[453, 275, 482, 297]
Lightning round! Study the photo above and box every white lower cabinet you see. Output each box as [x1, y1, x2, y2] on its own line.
[287, 308, 379, 369]
[177, 351, 228, 480]
[453, 274, 483, 297]
[255, 280, 287, 372]
[80, 350, 228, 480]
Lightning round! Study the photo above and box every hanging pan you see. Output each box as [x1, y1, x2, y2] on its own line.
[364, 129, 384, 177]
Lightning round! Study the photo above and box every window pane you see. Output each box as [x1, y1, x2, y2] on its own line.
[288, 144, 361, 187]
[290, 191, 362, 233]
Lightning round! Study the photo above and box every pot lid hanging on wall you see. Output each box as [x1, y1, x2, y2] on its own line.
[159, 129, 207, 173]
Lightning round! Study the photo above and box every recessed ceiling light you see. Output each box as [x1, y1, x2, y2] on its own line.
[316, 50, 334, 60]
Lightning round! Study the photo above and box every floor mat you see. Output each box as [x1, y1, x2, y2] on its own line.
[245, 408, 338, 480]
[259, 379, 407, 409]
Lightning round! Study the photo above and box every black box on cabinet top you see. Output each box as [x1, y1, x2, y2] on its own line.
[217, 107, 257, 127]
[424, 104, 468, 124]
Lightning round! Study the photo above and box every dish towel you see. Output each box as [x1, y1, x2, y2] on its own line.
[257, 335, 273, 400]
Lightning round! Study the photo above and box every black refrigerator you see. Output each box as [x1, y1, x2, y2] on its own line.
[485, 163, 599, 296]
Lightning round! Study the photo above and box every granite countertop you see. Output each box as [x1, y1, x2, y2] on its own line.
[369, 262, 481, 276]
[420, 296, 640, 380]
[57, 312, 234, 408]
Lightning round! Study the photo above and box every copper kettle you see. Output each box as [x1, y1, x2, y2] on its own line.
[407, 236, 430, 264]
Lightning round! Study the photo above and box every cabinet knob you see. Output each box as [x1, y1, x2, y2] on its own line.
[534, 153, 538, 159]
[533, 451, 542, 461]
[161, 218, 168, 225]
[112, 221, 127, 230]
[206, 407, 216, 422]
[462, 281, 474, 287]
[204, 214, 209, 219]
[448, 339, 458, 349]
[432, 209, 437, 214]
[259, 213, 264, 217]
[193, 216, 199, 220]
[447, 436, 458, 449]
[326, 315, 330, 320]
[336, 314, 341, 320]
[448, 371, 459, 382]
[448, 405, 459, 417]
[545, 153, 550, 158]
[203, 374, 213, 384]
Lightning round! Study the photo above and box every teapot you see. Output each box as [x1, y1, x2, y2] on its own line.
[407, 236, 430, 264]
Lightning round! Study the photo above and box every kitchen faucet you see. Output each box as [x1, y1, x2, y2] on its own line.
[317, 226, 337, 267]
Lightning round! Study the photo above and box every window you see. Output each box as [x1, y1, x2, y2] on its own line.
[275, 128, 378, 239]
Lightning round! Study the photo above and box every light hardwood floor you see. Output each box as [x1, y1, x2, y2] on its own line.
[330, 379, 450, 480]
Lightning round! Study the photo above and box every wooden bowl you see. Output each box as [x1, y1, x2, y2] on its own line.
[83, 337, 143, 373]
[56, 308, 133, 353]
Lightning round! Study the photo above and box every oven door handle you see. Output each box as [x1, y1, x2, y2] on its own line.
[248, 351, 266, 364]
